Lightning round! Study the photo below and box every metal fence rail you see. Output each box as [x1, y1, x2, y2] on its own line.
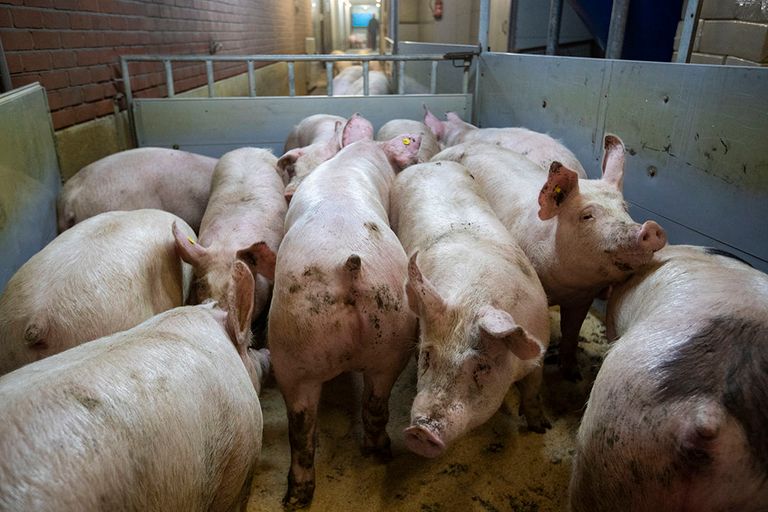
[120, 52, 477, 110]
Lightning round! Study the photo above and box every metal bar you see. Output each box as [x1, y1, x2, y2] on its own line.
[120, 56, 133, 110]
[288, 61, 295, 97]
[507, 0, 518, 52]
[676, 0, 703, 63]
[605, 0, 630, 59]
[247, 61, 255, 97]
[121, 53, 476, 63]
[0, 37, 12, 93]
[398, 61, 405, 95]
[362, 61, 370, 96]
[326, 61, 333, 96]
[389, 0, 399, 56]
[430, 61, 438, 94]
[205, 60, 215, 97]
[163, 60, 174, 97]
[479, 0, 490, 51]
[546, 0, 564, 55]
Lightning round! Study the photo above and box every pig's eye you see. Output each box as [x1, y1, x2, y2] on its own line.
[581, 213, 594, 221]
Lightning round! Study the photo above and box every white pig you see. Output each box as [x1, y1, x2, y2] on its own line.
[284, 114, 346, 152]
[268, 120, 422, 508]
[57, 147, 217, 232]
[391, 161, 550, 458]
[172, 147, 286, 322]
[570, 245, 768, 511]
[433, 138, 666, 379]
[0, 261, 269, 511]
[277, 113, 374, 202]
[376, 119, 440, 163]
[0, 209, 194, 375]
[332, 66, 390, 96]
[424, 109, 587, 177]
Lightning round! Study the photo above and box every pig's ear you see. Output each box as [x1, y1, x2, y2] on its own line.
[236, 241, 277, 282]
[406, 252, 446, 317]
[445, 111, 465, 124]
[601, 134, 625, 190]
[423, 106, 445, 140]
[277, 148, 304, 179]
[537, 162, 580, 220]
[381, 134, 422, 172]
[227, 259, 255, 353]
[172, 221, 206, 266]
[478, 306, 543, 361]
[342, 113, 374, 146]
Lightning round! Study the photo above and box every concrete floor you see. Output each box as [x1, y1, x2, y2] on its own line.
[246, 309, 609, 512]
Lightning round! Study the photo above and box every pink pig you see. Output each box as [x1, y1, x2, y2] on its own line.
[268, 116, 421, 508]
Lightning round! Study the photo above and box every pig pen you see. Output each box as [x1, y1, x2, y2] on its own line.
[1, 40, 766, 512]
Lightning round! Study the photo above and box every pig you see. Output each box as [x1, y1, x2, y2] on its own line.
[432, 137, 666, 379]
[570, 245, 768, 511]
[376, 119, 440, 163]
[268, 120, 422, 508]
[57, 147, 217, 233]
[424, 108, 587, 177]
[284, 114, 346, 152]
[172, 147, 286, 322]
[277, 113, 374, 202]
[332, 66, 390, 96]
[0, 209, 194, 375]
[0, 261, 270, 511]
[390, 161, 550, 458]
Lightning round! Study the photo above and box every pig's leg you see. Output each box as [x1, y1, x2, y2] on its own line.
[360, 371, 397, 462]
[282, 381, 322, 509]
[559, 300, 592, 381]
[516, 366, 551, 433]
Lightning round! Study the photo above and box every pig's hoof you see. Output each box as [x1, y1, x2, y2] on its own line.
[283, 481, 314, 510]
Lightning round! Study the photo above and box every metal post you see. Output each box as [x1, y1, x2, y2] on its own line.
[120, 57, 133, 109]
[326, 61, 333, 96]
[397, 61, 405, 95]
[163, 60, 174, 97]
[205, 60, 215, 97]
[676, 0, 702, 63]
[389, 0, 399, 55]
[362, 61, 370, 96]
[546, 0, 564, 55]
[430, 61, 438, 94]
[0, 38, 12, 93]
[605, 0, 630, 59]
[479, 0, 490, 51]
[247, 61, 256, 97]
[506, 0, 518, 52]
[288, 61, 296, 97]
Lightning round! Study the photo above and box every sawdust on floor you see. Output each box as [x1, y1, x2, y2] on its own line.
[247, 308, 610, 512]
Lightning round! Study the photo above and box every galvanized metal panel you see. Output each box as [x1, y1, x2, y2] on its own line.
[398, 42, 478, 94]
[476, 52, 768, 272]
[0, 83, 61, 293]
[133, 94, 473, 157]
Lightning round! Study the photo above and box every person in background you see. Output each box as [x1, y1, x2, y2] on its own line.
[367, 14, 379, 51]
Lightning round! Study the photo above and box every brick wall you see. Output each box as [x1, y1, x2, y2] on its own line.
[672, 0, 768, 66]
[0, 0, 313, 130]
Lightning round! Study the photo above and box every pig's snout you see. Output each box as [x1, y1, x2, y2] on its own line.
[403, 424, 446, 458]
[637, 221, 666, 252]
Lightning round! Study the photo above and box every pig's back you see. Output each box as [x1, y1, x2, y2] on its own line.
[0, 306, 261, 511]
[59, 147, 217, 231]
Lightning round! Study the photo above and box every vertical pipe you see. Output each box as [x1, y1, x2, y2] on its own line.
[546, 0, 564, 55]
[206, 60, 215, 97]
[288, 61, 296, 97]
[430, 60, 438, 94]
[121, 57, 133, 109]
[247, 61, 256, 97]
[479, 0, 490, 51]
[326, 61, 333, 96]
[506, 0, 518, 52]
[397, 60, 404, 95]
[163, 60, 175, 97]
[605, 0, 630, 59]
[462, 60, 470, 94]
[362, 60, 370, 96]
[676, 0, 702, 63]
[389, 0, 399, 55]
[0, 37, 12, 93]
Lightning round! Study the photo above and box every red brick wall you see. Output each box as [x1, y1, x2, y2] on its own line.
[0, 0, 312, 129]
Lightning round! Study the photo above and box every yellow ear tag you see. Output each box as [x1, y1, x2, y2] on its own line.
[187, 236, 196, 245]
[402, 137, 411, 145]
[554, 185, 562, 194]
